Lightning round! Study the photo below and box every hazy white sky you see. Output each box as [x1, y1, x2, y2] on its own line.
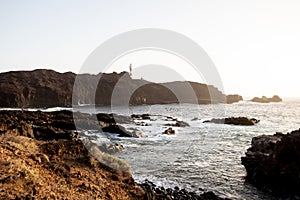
[1, 0, 300, 97]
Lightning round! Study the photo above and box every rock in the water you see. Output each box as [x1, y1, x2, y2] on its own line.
[131, 114, 151, 120]
[102, 124, 140, 138]
[251, 95, 282, 103]
[226, 94, 243, 104]
[164, 127, 175, 135]
[165, 120, 190, 127]
[241, 129, 300, 196]
[203, 117, 260, 126]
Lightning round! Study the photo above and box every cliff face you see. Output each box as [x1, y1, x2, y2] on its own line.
[0, 69, 75, 107]
[0, 69, 239, 108]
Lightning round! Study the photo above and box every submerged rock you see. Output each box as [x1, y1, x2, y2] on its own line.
[203, 117, 260, 126]
[241, 129, 300, 196]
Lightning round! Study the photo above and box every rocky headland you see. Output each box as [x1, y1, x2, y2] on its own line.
[226, 94, 243, 104]
[0, 69, 242, 108]
[241, 129, 300, 197]
[0, 110, 225, 199]
[251, 95, 282, 103]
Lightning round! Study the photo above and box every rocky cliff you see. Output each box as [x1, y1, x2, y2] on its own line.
[0, 69, 241, 107]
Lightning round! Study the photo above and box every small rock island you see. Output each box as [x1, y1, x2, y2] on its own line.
[251, 95, 282, 103]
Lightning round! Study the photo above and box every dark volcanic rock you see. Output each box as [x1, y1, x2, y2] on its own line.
[0, 69, 75, 108]
[0, 69, 240, 108]
[226, 94, 243, 104]
[0, 110, 139, 139]
[102, 124, 140, 138]
[203, 117, 260, 126]
[251, 95, 282, 103]
[139, 180, 227, 200]
[241, 129, 300, 196]
[131, 114, 151, 120]
[164, 127, 175, 135]
[165, 120, 190, 127]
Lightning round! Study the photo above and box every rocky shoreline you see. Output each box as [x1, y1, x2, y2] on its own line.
[241, 129, 300, 197]
[0, 110, 226, 199]
[2, 109, 299, 199]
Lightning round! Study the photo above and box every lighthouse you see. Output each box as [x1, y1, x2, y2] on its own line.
[129, 63, 132, 78]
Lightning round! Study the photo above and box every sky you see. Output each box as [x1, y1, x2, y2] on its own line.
[0, 0, 300, 98]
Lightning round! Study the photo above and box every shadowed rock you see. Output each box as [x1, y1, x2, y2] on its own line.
[203, 117, 260, 126]
[164, 127, 175, 135]
[241, 129, 300, 196]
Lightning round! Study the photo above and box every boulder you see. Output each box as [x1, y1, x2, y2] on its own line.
[102, 125, 140, 138]
[241, 129, 300, 196]
[203, 117, 259, 126]
[164, 128, 175, 135]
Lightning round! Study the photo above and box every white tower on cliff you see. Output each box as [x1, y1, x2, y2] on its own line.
[129, 63, 132, 78]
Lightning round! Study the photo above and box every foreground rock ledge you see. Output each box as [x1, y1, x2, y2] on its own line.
[0, 110, 226, 199]
[241, 129, 300, 196]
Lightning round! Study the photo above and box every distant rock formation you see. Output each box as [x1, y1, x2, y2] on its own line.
[203, 117, 260, 126]
[0, 69, 240, 108]
[226, 94, 243, 104]
[251, 95, 282, 103]
[242, 129, 300, 196]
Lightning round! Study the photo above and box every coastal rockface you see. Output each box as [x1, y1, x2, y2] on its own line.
[241, 129, 300, 196]
[0, 69, 241, 107]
